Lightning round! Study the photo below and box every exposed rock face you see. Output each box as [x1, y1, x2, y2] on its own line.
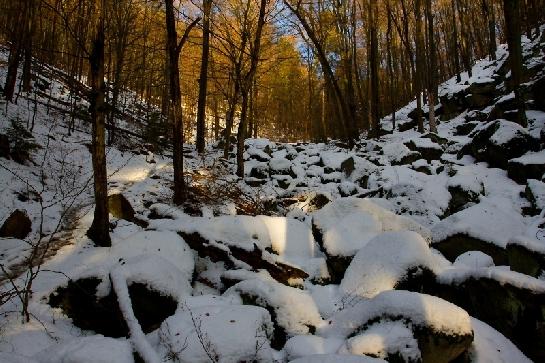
[458, 120, 540, 169]
[0, 209, 32, 239]
[108, 193, 135, 221]
[341, 157, 355, 177]
[506, 242, 545, 278]
[432, 233, 508, 265]
[48, 277, 177, 337]
[179, 231, 308, 286]
[507, 154, 545, 184]
[405, 140, 443, 162]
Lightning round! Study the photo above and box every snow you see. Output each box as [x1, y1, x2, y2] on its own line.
[284, 335, 344, 361]
[36, 335, 134, 363]
[340, 231, 443, 298]
[432, 199, 527, 248]
[489, 120, 530, 146]
[338, 320, 421, 362]
[454, 251, 495, 269]
[1, 23, 545, 363]
[156, 304, 274, 363]
[469, 318, 532, 363]
[320, 290, 473, 339]
[289, 354, 387, 363]
[510, 149, 545, 165]
[312, 198, 431, 257]
[225, 277, 323, 335]
[0, 238, 31, 273]
[437, 265, 545, 293]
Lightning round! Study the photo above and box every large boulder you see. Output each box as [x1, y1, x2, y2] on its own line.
[108, 193, 135, 221]
[458, 120, 540, 169]
[321, 290, 474, 363]
[507, 150, 545, 184]
[466, 80, 500, 109]
[0, 209, 32, 239]
[405, 138, 444, 162]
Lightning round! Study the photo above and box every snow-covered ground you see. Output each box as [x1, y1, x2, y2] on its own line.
[1, 26, 545, 363]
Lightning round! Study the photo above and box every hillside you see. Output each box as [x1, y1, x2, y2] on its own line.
[1, 24, 545, 363]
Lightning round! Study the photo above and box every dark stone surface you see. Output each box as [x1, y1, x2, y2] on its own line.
[0, 209, 32, 239]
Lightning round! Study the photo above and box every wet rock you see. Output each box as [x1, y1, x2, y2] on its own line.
[0, 209, 32, 239]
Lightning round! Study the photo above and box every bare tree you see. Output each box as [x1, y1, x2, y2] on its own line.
[196, 0, 213, 154]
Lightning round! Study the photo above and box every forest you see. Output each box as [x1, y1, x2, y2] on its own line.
[1, 0, 545, 362]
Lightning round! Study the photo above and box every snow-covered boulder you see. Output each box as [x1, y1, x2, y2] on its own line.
[312, 198, 431, 282]
[459, 120, 540, 169]
[224, 277, 323, 348]
[320, 290, 474, 363]
[340, 231, 442, 298]
[431, 200, 526, 265]
[337, 320, 421, 363]
[156, 304, 275, 362]
[508, 150, 545, 184]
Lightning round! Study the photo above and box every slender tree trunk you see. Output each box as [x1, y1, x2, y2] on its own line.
[503, 0, 527, 127]
[196, 0, 212, 154]
[87, 0, 111, 247]
[482, 0, 497, 60]
[236, 0, 268, 177]
[426, 0, 438, 133]
[369, 0, 380, 138]
[165, 2, 199, 204]
[415, 0, 425, 133]
[452, 0, 462, 82]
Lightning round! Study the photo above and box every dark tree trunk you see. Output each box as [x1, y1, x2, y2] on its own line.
[426, 0, 438, 133]
[369, 0, 380, 138]
[165, 1, 200, 204]
[452, 0, 462, 83]
[503, 0, 527, 127]
[236, 0, 268, 177]
[87, 2, 111, 247]
[196, 0, 212, 154]
[415, 0, 425, 133]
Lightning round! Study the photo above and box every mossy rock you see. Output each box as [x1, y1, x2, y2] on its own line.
[432, 233, 508, 265]
[49, 277, 177, 337]
[506, 243, 545, 277]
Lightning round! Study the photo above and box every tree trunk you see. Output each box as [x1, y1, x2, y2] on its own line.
[426, 0, 438, 133]
[165, 1, 200, 204]
[415, 0, 425, 133]
[87, 1, 111, 247]
[236, 0, 268, 177]
[503, 0, 527, 127]
[196, 0, 212, 154]
[369, 0, 380, 138]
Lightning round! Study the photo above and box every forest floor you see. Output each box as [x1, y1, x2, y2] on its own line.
[0, 27, 545, 363]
